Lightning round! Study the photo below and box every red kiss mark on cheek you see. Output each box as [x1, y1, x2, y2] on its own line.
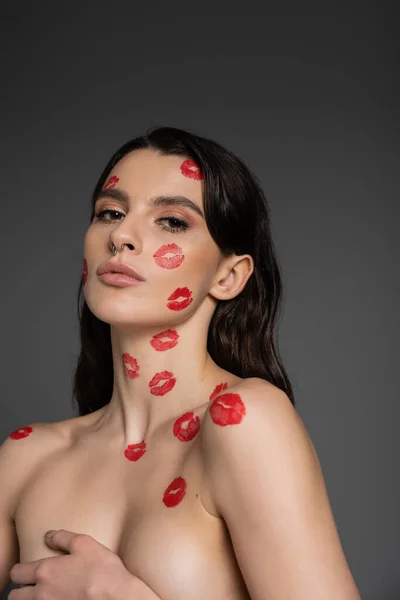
[103, 175, 119, 190]
[153, 244, 184, 269]
[149, 371, 176, 396]
[209, 382, 228, 401]
[124, 440, 146, 462]
[10, 426, 33, 440]
[173, 411, 200, 442]
[180, 159, 203, 180]
[83, 258, 88, 284]
[122, 353, 140, 379]
[209, 393, 246, 426]
[166, 287, 193, 311]
[162, 476, 187, 507]
[150, 328, 179, 351]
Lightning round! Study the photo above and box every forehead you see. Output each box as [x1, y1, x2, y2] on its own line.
[109, 149, 204, 207]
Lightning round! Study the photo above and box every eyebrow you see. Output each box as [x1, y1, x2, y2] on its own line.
[96, 189, 204, 219]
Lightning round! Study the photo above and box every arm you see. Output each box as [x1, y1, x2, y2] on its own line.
[202, 381, 361, 600]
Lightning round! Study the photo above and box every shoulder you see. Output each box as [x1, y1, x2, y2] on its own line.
[200, 377, 319, 513]
[0, 420, 70, 519]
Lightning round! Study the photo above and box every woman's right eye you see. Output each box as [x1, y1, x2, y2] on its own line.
[94, 209, 124, 222]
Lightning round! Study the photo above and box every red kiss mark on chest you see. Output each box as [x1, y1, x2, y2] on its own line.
[124, 440, 146, 462]
[173, 411, 200, 442]
[209, 382, 228, 401]
[209, 393, 246, 426]
[10, 426, 33, 440]
[162, 476, 187, 507]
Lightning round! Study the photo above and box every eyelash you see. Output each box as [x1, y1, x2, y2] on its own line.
[94, 209, 189, 234]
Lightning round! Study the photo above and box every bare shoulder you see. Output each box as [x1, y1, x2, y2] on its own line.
[0, 418, 78, 520]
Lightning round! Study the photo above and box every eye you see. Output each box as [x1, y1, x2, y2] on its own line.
[157, 216, 189, 234]
[94, 209, 124, 223]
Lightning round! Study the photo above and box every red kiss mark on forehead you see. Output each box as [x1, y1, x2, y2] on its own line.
[162, 476, 187, 507]
[103, 175, 119, 190]
[209, 393, 246, 426]
[180, 159, 203, 180]
[10, 426, 33, 440]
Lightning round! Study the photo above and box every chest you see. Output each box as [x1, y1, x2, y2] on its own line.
[14, 440, 249, 600]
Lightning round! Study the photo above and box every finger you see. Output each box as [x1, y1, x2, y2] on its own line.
[10, 562, 41, 585]
[44, 528, 85, 553]
[8, 584, 36, 600]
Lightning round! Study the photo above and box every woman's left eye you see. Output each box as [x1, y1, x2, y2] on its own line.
[157, 216, 189, 234]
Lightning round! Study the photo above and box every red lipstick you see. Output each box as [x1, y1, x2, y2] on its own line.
[124, 440, 146, 462]
[153, 244, 184, 269]
[166, 287, 193, 311]
[122, 353, 140, 379]
[209, 382, 228, 401]
[180, 159, 203, 180]
[103, 175, 119, 190]
[10, 426, 33, 440]
[149, 371, 176, 396]
[209, 393, 246, 426]
[162, 476, 187, 507]
[173, 411, 200, 442]
[150, 329, 179, 351]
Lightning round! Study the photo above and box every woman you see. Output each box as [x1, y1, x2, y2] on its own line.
[1, 127, 361, 599]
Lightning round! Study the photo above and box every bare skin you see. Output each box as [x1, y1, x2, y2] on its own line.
[0, 150, 360, 598]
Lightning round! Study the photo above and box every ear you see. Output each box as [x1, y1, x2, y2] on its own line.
[209, 253, 254, 301]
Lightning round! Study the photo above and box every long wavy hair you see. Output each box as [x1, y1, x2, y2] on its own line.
[72, 126, 295, 415]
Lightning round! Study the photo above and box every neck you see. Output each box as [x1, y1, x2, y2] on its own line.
[98, 315, 236, 446]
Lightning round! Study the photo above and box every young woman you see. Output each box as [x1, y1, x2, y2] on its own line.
[1, 127, 361, 599]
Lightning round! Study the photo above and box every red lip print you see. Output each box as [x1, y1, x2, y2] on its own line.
[10, 426, 33, 440]
[180, 159, 203, 180]
[153, 243, 185, 269]
[173, 411, 201, 442]
[149, 371, 176, 396]
[83, 258, 88, 284]
[103, 175, 119, 190]
[124, 440, 146, 462]
[122, 353, 140, 379]
[166, 287, 193, 311]
[162, 476, 187, 507]
[150, 328, 179, 351]
[209, 382, 228, 401]
[209, 393, 246, 426]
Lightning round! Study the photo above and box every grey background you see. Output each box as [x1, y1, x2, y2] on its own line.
[1, 2, 398, 598]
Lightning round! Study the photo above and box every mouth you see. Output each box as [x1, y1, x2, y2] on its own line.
[149, 370, 176, 396]
[153, 244, 184, 269]
[150, 328, 180, 351]
[166, 287, 193, 311]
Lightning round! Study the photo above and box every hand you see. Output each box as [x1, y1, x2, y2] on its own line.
[9, 529, 153, 600]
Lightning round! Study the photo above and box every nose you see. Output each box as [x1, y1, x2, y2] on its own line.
[109, 216, 142, 255]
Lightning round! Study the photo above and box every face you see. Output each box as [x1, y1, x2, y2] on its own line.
[83, 149, 224, 328]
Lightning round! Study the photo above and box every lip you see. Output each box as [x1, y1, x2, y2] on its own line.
[209, 393, 246, 426]
[149, 370, 176, 396]
[150, 328, 179, 351]
[153, 244, 184, 269]
[173, 411, 201, 442]
[166, 287, 193, 311]
[97, 260, 145, 282]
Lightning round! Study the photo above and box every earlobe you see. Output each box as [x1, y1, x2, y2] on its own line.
[209, 255, 254, 301]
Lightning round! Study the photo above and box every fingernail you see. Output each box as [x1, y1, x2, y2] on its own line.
[45, 530, 56, 537]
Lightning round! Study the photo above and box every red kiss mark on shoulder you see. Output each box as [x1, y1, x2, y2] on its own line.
[209, 382, 228, 401]
[209, 393, 246, 426]
[10, 426, 33, 440]
[173, 411, 200, 442]
[180, 159, 203, 180]
[103, 175, 119, 190]
[124, 440, 146, 462]
[162, 476, 187, 507]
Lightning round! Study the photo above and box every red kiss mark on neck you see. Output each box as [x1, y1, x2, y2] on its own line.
[149, 371, 176, 396]
[122, 353, 140, 379]
[124, 440, 146, 462]
[173, 411, 200, 442]
[162, 476, 187, 507]
[10, 426, 33, 440]
[180, 159, 203, 180]
[209, 393, 246, 426]
[150, 328, 179, 351]
[103, 175, 119, 190]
